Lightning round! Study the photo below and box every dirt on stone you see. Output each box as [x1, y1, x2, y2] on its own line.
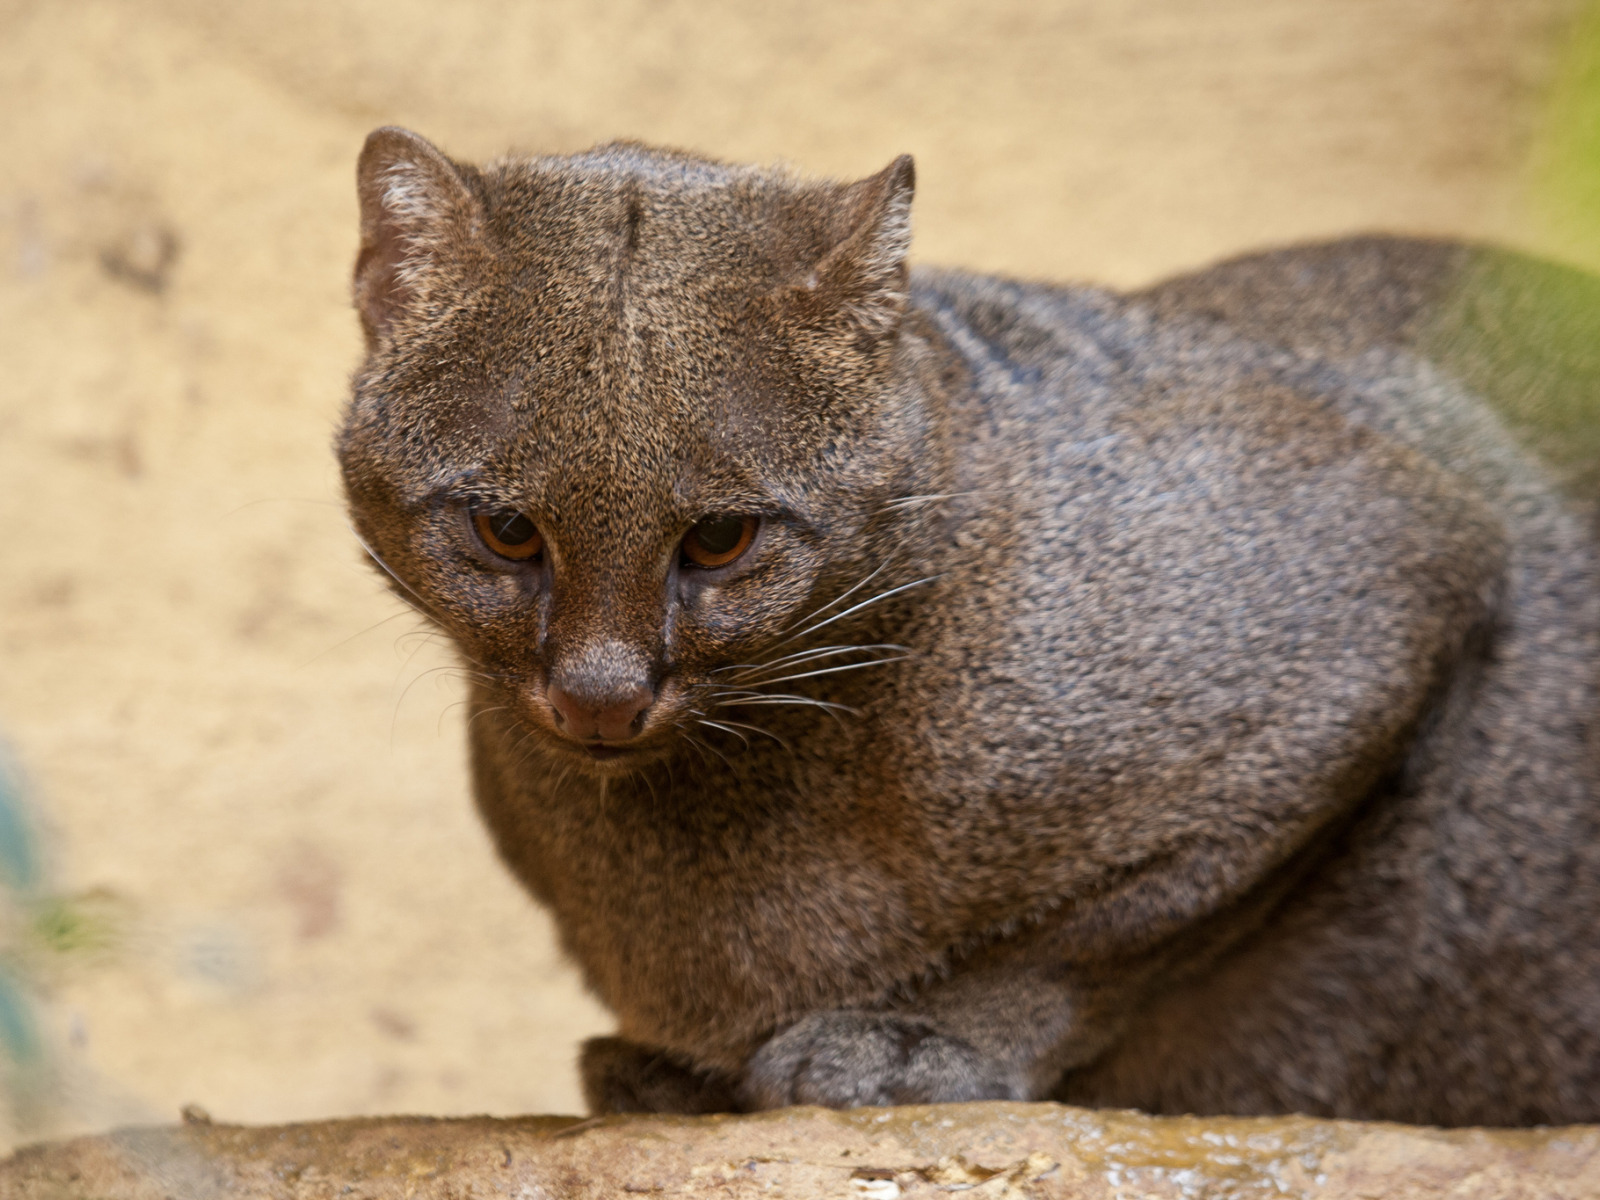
[0, 0, 1586, 1152]
[7, 1104, 1600, 1199]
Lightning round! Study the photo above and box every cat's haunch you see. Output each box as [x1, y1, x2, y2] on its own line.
[339, 127, 1600, 1126]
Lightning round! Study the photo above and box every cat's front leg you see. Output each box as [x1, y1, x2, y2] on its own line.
[738, 953, 1123, 1110]
[581, 1036, 742, 1114]
[738, 1010, 1025, 1109]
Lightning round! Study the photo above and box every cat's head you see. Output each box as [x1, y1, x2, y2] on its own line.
[338, 128, 939, 773]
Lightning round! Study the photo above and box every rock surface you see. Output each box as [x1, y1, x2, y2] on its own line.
[4, 1103, 1598, 1199]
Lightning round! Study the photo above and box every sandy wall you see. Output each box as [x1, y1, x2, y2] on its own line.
[0, 0, 1582, 1148]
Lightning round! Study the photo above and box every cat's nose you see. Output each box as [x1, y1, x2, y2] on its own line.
[547, 680, 654, 741]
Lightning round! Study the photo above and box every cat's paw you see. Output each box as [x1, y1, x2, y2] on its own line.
[739, 1011, 1021, 1109]
[580, 1036, 740, 1114]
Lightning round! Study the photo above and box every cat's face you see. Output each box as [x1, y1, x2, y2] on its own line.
[339, 131, 923, 773]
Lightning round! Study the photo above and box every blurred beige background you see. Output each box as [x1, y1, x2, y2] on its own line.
[0, 0, 1585, 1148]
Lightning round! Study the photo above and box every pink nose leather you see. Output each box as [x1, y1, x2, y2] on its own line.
[547, 682, 654, 741]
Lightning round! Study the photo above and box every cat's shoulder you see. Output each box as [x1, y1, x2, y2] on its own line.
[910, 236, 1473, 375]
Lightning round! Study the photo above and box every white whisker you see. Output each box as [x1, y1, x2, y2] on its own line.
[300, 608, 420, 668]
[685, 732, 735, 771]
[725, 642, 910, 681]
[465, 704, 509, 735]
[350, 528, 446, 621]
[779, 559, 893, 638]
[697, 719, 751, 746]
[712, 693, 860, 718]
[701, 718, 791, 751]
[737, 655, 910, 688]
[878, 490, 986, 513]
[774, 576, 939, 649]
[391, 663, 473, 743]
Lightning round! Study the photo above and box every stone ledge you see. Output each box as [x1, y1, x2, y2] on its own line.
[3, 1103, 1597, 1199]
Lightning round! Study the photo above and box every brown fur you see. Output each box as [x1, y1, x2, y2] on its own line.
[339, 128, 1600, 1125]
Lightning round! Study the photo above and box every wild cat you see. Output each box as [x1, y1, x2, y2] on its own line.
[340, 127, 1600, 1125]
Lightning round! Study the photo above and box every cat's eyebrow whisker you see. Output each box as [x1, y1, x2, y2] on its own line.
[774, 576, 940, 649]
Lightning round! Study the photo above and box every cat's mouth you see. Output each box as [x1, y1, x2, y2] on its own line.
[551, 733, 666, 771]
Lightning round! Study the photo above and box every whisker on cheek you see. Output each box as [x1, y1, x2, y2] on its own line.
[464, 704, 510, 735]
[699, 717, 792, 752]
[299, 607, 421, 669]
[683, 733, 735, 771]
[714, 642, 911, 680]
[351, 527, 449, 623]
[733, 655, 911, 689]
[771, 575, 941, 650]
[696, 719, 751, 746]
[711, 692, 860, 717]
[779, 558, 892, 635]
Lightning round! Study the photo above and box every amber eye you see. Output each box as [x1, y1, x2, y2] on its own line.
[473, 509, 543, 560]
[682, 514, 757, 568]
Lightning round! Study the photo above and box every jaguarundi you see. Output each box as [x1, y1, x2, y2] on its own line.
[338, 126, 1600, 1126]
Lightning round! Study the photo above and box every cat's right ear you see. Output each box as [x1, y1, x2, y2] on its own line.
[353, 127, 482, 349]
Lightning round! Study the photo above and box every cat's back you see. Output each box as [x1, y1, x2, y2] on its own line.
[905, 238, 1600, 1125]
[911, 237, 1560, 476]
[901, 237, 1600, 859]
[899, 250, 1514, 802]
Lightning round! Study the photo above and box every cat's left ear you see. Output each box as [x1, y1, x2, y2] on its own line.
[789, 154, 915, 339]
[353, 126, 483, 349]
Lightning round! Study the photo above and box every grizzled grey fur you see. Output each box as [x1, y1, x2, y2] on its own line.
[339, 127, 1600, 1126]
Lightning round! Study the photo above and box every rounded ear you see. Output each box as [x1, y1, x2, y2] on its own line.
[790, 154, 915, 338]
[353, 127, 482, 348]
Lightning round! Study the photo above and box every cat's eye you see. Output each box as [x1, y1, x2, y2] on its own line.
[474, 509, 544, 560]
[682, 514, 757, 568]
